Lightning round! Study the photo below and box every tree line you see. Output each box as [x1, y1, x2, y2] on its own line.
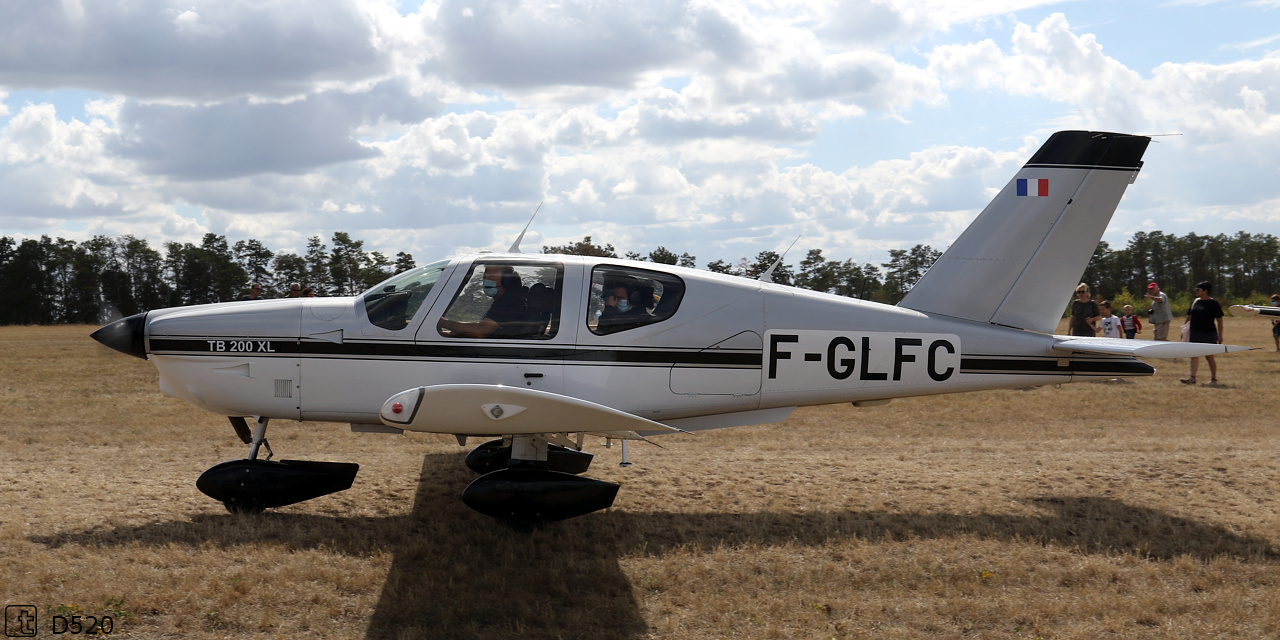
[1081, 231, 1280, 314]
[1, 230, 1275, 326]
[0, 232, 412, 325]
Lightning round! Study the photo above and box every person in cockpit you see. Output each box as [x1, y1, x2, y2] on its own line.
[597, 283, 630, 327]
[597, 281, 653, 334]
[438, 265, 529, 338]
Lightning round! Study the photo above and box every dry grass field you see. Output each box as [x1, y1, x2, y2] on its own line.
[2, 318, 1280, 639]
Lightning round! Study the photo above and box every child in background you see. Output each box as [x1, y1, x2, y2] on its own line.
[1099, 301, 1123, 338]
[1120, 304, 1142, 339]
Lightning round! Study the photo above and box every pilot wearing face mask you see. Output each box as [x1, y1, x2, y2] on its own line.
[438, 265, 528, 338]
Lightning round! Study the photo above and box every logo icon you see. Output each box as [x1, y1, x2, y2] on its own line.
[4, 605, 37, 638]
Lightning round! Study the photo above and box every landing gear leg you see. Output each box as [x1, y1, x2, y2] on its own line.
[247, 416, 273, 461]
[510, 435, 548, 468]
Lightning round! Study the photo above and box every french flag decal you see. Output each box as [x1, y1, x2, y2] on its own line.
[1017, 178, 1049, 197]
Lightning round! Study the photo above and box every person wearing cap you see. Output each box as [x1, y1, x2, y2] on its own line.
[1143, 281, 1173, 340]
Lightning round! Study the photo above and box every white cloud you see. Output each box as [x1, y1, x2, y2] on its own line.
[0, 0, 392, 101]
[431, 0, 690, 89]
[107, 79, 445, 181]
[929, 13, 1280, 140]
[0, 102, 149, 218]
[1221, 33, 1280, 51]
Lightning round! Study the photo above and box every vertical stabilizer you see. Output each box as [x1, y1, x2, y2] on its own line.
[897, 131, 1150, 334]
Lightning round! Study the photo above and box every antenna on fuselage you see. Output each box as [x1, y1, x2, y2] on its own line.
[508, 202, 542, 253]
[759, 235, 801, 283]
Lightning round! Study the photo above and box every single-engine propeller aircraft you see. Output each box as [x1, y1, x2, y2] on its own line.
[93, 131, 1248, 523]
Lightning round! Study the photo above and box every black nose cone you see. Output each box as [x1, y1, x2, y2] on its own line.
[91, 312, 148, 359]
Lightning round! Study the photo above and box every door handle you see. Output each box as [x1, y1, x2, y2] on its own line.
[523, 372, 545, 378]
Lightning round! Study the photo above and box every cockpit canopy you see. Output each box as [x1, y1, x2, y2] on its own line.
[360, 255, 688, 337]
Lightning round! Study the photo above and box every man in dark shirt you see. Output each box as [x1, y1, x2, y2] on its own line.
[438, 265, 529, 338]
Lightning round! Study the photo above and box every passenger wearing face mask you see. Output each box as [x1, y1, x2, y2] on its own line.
[438, 265, 529, 338]
[598, 284, 631, 328]
[598, 282, 653, 334]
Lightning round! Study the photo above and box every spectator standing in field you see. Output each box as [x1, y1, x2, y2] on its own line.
[1181, 281, 1225, 385]
[1271, 294, 1280, 352]
[1144, 282, 1173, 340]
[287, 283, 302, 297]
[1099, 301, 1123, 338]
[1120, 304, 1142, 339]
[1069, 284, 1101, 336]
[241, 282, 264, 301]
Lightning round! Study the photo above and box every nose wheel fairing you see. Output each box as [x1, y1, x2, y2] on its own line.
[197, 459, 360, 512]
[198, 416, 359, 513]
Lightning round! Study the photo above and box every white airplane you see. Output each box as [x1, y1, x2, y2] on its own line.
[92, 130, 1248, 523]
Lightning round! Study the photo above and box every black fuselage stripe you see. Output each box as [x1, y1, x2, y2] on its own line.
[148, 338, 1153, 375]
[960, 357, 1153, 375]
[148, 338, 762, 366]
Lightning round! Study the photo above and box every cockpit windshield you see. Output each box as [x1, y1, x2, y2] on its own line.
[363, 259, 451, 330]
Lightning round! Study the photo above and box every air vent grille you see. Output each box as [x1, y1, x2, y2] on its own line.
[274, 379, 293, 398]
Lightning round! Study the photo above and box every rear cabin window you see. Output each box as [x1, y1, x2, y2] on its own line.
[437, 261, 563, 340]
[363, 259, 451, 330]
[588, 265, 685, 335]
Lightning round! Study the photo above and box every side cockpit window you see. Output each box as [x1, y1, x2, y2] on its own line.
[437, 261, 563, 340]
[363, 260, 451, 330]
[588, 265, 685, 335]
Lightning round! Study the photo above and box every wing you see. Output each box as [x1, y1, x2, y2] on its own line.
[1229, 304, 1280, 318]
[380, 384, 684, 438]
[1052, 336, 1250, 359]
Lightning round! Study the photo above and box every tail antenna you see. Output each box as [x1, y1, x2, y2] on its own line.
[508, 202, 543, 253]
[759, 235, 801, 283]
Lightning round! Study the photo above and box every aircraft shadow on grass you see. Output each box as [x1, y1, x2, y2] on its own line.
[33, 452, 1280, 640]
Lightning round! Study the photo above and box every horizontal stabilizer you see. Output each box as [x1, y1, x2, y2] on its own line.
[380, 384, 683, 436]
[1229, 304, 1280, 318]
[1052, 336, 1250, 359]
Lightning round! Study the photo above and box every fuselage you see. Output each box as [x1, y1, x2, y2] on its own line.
[102, 252, 1152, 431]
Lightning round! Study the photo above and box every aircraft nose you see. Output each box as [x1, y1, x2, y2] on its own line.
[91, 312, 149, 360]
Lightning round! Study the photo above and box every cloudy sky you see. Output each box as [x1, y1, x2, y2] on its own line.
[1, 0, 1278, 267]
